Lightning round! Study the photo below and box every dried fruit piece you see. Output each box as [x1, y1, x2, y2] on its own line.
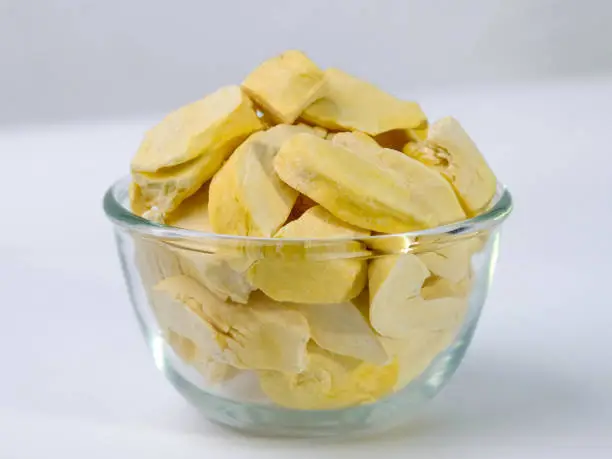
[242, 50, 326, 124]
[292, 297, 388, 365]
[330, 130, 380, 153]
[301, 68, 426, 135]
[132, 132, 252, 218]
[164, 187, 254, 303]
[165, 186, 211, 231]
[129, 182, 147, 216]
[132, 86, 262, 172]
[155, 276, 310, 372]
[177, 253, 254, 304]
[132, 88, 262, 216]
[403, 117, 497, 215]
[134, 238, 183, 290]
[247, 206, 369, 303]
[274, 133, 464, 232]
[258, 343, 398, 410]
[151, 279, 226, 364]
[296, 123, 327, 138]
[166, 330, 237, 383]
[417, 240, 474, 283]
[380, 330, 455, 390]
[209, 124, 321, 237]
[369, 255, 466, 338]
[421, 276, 472, 300]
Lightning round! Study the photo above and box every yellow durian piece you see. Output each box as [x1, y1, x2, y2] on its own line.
[132, 86, 262, 172]
[403, 117, 497, 215]
[274, 133, 465, 233]
[164, 187, 254, 304]
[208, 124, 321, 237]
[421, 276, 472, 300]
[242, 50, 326, 124]
[380, 329, 455, 391]
[417, 240, 475, 284]
[258, 343, 398, 410]
[131, 87, 262, 216]
[155, 276, 310, 373]
[301, 68, 426, 135]
[292, 295, 388, 365]
[129, 181, 147, 216]
[247, 206, 369, 304]
[369, 255, 466, 338]
[166, 329, 237, 384]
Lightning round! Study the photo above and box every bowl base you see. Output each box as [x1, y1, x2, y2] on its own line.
[149, 319, 479, 437]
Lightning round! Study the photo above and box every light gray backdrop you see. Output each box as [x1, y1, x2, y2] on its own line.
[1, 0, 611, 125]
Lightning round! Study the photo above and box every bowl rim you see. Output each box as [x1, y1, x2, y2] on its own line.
[103, 175, 513, 243]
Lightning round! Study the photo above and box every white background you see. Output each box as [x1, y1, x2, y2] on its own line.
[1, 1, 611, 457]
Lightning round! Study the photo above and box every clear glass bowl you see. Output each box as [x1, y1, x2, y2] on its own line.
[103, 176, 512, 436]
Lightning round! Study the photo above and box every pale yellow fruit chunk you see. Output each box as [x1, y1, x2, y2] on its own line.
[301, 68, 426, 135]
[403, 117, 497, 215]
[132, 132, 250, 218]
[292, 299, 388, 365]
[165, 186, 211, 231]
[330, 130, 381, 153]
[274, 133, 465, 232]
[177, 252, 254, 304]
[296, 123, 327, 138]
[242, 50, 326, 124]
[421, 276, 472, 300]
[132, 86, 262, 172]
[164, 187, 254, 304]
[150, 280, 226, 364]
[155, 276, 310, 372]
[134, 238, 183, 291]
[380, 329, 455, 391]
[132, 88, 262, 216]
[258, 343, 398, 410]
[369, 255, 466, 338]
[416, 234, 485, 284]
[247, 206, 369, 304]
[129, 182, 147, 216]
[166, 330, 237, 384]
[208, 124, 323, 237]
[417, 240, 474, 283]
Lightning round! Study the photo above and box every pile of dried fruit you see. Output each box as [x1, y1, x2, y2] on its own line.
[129, 50, 497, 409]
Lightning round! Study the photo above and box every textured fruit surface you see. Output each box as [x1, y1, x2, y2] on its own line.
[417, 240, 474, 283]
[258, 343, 398, 410]
[248, 206, 369, 304]
[132, 86, 262, 172]
[166, 329, 237, 383]
[274, 133, 464, 232]
[292, 296, 388, 365]
[369, 255, 467, 338]
[208, 124, 322, 237]
[301, 68, 426, 135]
[242, 50, 326, 124]
[163, 187, 254, 303]
[380, 330, 455, 390]
[403, 117, 497, 215]
[248, 206, 368, 304]
[131, 87, 262, 216]
[155, 276, 310, 372]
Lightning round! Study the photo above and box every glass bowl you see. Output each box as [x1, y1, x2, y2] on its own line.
[103, 176, 512, 436]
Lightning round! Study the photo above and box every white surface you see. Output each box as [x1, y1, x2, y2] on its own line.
[2, 0, 612, 124]
[0, 78, 611, 457]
